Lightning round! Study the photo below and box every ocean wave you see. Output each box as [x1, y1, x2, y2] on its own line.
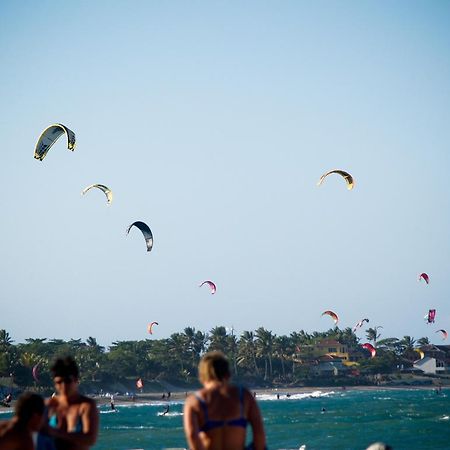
[103, 425, 156, 430]
[257, 390, 335, 401]
[157, 412, 183, 417]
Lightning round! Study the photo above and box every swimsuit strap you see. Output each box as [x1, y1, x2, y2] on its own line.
[195, 393, 209, 421]
[239, 386, 244, 416]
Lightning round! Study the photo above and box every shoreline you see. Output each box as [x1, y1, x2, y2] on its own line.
[93, 384, 447, 408]
[1, 384, 447, 413]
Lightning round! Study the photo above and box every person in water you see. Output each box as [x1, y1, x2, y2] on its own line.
[110, 395, 116, 412]
[162, 405, 170, 416]
[0, 392, 45, 450]
[183, 351, 266, 450]
[45, 356, 99, 450]
[0, 393, 12, 407]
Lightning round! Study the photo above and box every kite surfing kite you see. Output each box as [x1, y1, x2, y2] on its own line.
[199, 280, 217, 294]
[362, 343, 376, 358]
[147, 322, 159, 334]
[418, 273, 430, 284]
[32, 364, 40, 383]
[317, 170, 354, 190]
[414, 348, 425, 360]
[424, 309, 436, 324]
[34, 124, 76, 161]
[321, 310, 339, 325]
[435, 329, 448, 340]
[126, 221, 153, 252]
[353, 318, 369, 332]
[82, 184, 113, 205]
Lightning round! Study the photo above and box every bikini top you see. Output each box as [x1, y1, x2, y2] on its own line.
[196, 386, 248, 432]
[49, 414, 83, 433]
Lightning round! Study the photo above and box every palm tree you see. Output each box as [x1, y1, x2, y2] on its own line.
[417, 337, 430, 346]
[0, 330, 13, 348]
[274, 335, 291, 380]
[237, 331, 259, 376]
[208, 327, 228, 353]
[255, 327, 275, 380]
[399, 336, 417, 360]
[366, 327, 382, 347]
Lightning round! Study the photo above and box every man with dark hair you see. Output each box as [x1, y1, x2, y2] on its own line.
[0, 391, 45, 449]
[46, 356, 99, 449]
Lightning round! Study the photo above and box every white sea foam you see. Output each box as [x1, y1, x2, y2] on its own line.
[256, 390, 335, 401]
[104, 425, 155, 430]
[157, 411, 183, 417]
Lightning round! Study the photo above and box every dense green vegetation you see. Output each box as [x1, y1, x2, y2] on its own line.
[0, 327, 432, 391]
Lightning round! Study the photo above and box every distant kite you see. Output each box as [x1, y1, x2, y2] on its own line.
[321, 310, 339, 325]
[82, 184, 113, 205]
[418, 273, 429, 284]
[199, 280, 217, 295]
[32, 363, 40, 382]
[126, 221, 153, 252]
[147, 322, 159, 335]
[353, 318, 369, 333]
[362, 343, 376, 358]
[435, 329, 448, 340]
[424, 309, 436, 324]
[414, 348, 425, 360]
[317, 170, 354, 190]
[34, 124, 76, 161]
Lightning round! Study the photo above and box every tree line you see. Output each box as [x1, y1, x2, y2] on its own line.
[0, 327, 432, 390]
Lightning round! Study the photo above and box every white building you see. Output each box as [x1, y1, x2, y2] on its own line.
[413, 356, 445, 375]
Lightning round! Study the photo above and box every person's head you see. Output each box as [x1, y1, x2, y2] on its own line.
[366, 443, 393, 450]
[15, 392, 45, 430]
[51, 356, 79, 395]
[198, 351, 230, 384]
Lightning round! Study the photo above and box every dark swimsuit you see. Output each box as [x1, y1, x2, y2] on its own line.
[196, 386, 248, 432]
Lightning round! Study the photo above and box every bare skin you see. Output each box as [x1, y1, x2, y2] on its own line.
[0, 415, 42, 450]
[46, 376, 99, 450]
[184, 379, 266, 450]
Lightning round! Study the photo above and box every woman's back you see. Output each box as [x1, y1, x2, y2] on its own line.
[183, 352, 265, 450]
[195, 385, 248, 449]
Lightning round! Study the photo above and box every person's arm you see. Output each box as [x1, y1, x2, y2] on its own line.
[183, 395, 205, 450]
[47, 400, 99, 446]
[246, 391, 266, 450]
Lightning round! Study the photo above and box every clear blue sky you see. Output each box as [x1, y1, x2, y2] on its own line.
[1, 1, 449, 347]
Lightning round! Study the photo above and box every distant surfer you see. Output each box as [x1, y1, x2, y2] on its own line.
[162, 405, 170, 416]
[276, 393, 280, 400]
[110, 395, 116, 411]
[321, 407, 326, 413]
[167, 391, 171, 399]
[0, 393, 12, 407]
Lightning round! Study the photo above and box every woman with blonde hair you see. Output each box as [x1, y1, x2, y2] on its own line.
[183, 351, 266, 450]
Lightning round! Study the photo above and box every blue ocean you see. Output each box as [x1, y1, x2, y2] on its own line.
[2, 388, 449, 449]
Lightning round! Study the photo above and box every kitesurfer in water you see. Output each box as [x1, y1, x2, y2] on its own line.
[1, 393, 12, 407]
[162, 405, 170, 416]
[183, 351, 266, 450]
[110, 395, 116, 411]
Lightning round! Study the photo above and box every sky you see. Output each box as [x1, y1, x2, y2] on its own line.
[1, 1, 450, 347]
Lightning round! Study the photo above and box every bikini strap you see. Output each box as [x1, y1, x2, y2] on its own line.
[195, 393, 208, 420]
[239, 386, 244, 416]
